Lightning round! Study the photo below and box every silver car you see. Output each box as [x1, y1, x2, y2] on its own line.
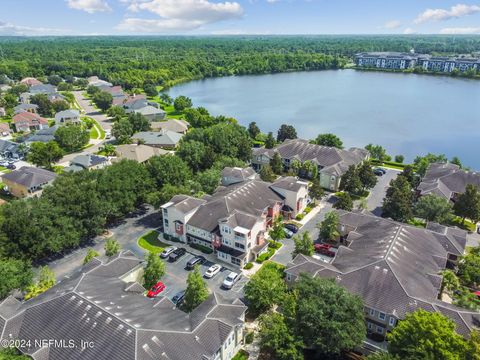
[160, 246, 177, 259]
[222, 272, 240, 290]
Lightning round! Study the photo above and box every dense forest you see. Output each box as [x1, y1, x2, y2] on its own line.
[1, 35, 479, 89]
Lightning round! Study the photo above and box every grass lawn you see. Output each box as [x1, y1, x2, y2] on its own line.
[90, 125, 99, 139]
[450, 216, 477, 232]
[407, 218, 427, 228]
[138, 231, 171, 254]
[150, 96, 186, 119]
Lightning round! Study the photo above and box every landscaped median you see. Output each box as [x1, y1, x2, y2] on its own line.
[137, 230, 171, 254]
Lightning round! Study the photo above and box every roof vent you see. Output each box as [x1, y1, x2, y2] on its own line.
[382, 268, 388, 274]
[374, 265, 380, 270]
[105, 317, 112, 324]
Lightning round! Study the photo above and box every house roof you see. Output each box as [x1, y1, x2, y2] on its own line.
[25, 126, 58, 143]
[0, 251, 246, 360]
[286, 211, 476, 336]
[2, 166, 57, 188]
[132, 131, 183, 147]
[20, 77, 42, 86]
[253, 139, 369, 177]
[55, 109, 80, 119]
[12, 112, 48, 126]
[0, 123, 11, 133]
[271, 176, 308, 192]
[150, 119, 189, 133]
[113, 144, 169, 163]
[14, 104, 38, 113]
[418, 162, 480, 201]
[162, 194, 207, 214]
[66, 154, 109, 171]
[0, 139, 21, 154]
[29, 84, 56, 95]
[134, 105, 166, 116]
[221, 167, 257, 182]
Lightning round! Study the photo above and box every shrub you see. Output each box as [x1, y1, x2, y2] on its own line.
[295, 213, 305, 221]
[245, 331, 255, 344]
[268, 240, 282, 250]
[190, 243, 214, 254]
[256, 248, 275, 264]
[163, 234, 171, 240]
[244, 262, 254, 270]
[304, 207, 312, 214]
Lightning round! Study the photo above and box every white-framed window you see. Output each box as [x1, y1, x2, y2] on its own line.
[389, 317, 396, 327]
[378, 312, 386, 321]
[367, 323, 373, 330]
[369, 308, 375, 316]
[376, 326, 384, 334]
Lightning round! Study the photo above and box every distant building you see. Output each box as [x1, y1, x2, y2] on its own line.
[24, 126, 58, 143]
[55, 109, 81, 126]
[20, 77, 42, 87]
[355, 52, 417, 70]
[2, 166, 57, 198]
[87, 76, 113, 87]
[13, 103, 38, 114]
[0, 123, 10, 136]
[29, 83, 56, 95]
[113, 144, 169, 163]
[151, 119, 190, 134]
[12, 112, 48, 133]
[64, 154, 110, 172]
[131, 130, 183, 149]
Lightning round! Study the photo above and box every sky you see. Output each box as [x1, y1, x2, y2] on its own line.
[1, 0, 480, 36]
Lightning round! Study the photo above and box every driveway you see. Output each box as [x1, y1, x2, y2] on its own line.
[366, 167, 400, 216]
[73, 91, 112, 130]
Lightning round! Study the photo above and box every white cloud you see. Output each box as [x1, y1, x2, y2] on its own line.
[383, 20, 401, 29]
[66, 0, 112, 13]
[403, 27, 416, 34]
[117, 0, 243, 33]
[439, 26, 480, 34]
[0, 21, 68, 36]
[414, 4, 480, 24]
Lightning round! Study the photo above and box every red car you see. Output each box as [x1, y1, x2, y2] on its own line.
[314, 244, 335, 257]
[147, 281, 166, 298]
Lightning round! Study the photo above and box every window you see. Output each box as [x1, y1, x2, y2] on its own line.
[164, 220, 169, 227]
[286, 273, 291, 281]
[389, 317, 396, 327]
[376, 326, 384, 334]
[235, 242, 245, 249]
[163, 208, 168, 217]
[378, 312, 386, 321]
[369, 308, 375, 316]
[367, 323, 373, 330]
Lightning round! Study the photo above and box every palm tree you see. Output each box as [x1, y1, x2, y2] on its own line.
[101, 143, 116, 156]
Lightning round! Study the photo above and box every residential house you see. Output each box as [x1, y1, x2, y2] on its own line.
[87, 76, 113, 87]
[19, 92, 31, 104]
[112, 144, 169, 163]
[252, 138, 369, 191]
[24, 126, 58, 143]
[29, 84, 56, 95]
[285, 211, 478, 344]
[131, 130, 183, 149]
[122, 96, 148, 112]
[64, 154, 110, 172]
[418, 162, 480, 202]
[55, 109, 81, 126]
[13, 103, 38, 114]
[48, 93, 67, 103]
[162, 171, 309, 267]
[12, 112, 48, 133]
[0, 251, 247, 360]
[133, 105, 166, 121]
[2, 166, 57, 198]
[151, 119, 190, 134]
[0, 84, 12, 93]
[20, 77, 42, 87]
[0, 123, 10, 137]
[0, 139, 24, 158]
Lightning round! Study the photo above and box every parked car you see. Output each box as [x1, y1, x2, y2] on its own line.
[284, 223, 299, 233]
[373, 168, 384, 176]
[172, 290, 186, 305]
[222, 272, 240, 290]
[160, 246, 177, 259]
[169, 247, 187, 262]
[6, 164, 16, 170]
[284, 228, 294, 239]
[186, 255, 206, 270]
[314, 243, 336, 257]
[204, 264, 222, 278]
[147, 281, 166, 298]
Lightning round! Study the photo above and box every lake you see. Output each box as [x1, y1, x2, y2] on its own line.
[167, 69, 480, 169]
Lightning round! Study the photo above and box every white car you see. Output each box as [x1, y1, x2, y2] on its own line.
[204, 264, 222, 279]
[160, 246, 177, 259]
[222, 272, 240, 290]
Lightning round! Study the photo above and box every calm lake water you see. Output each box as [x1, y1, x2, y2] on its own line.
[168, 69, 480, 169]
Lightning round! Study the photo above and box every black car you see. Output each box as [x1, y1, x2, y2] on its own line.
[284, 223, 299, 233]
[172, 290, 186, 306]
[186, 255, 206, 270]
[6, 164, 16, 170]
[169, 247, 187, 262]
[373, 168, 384, 176]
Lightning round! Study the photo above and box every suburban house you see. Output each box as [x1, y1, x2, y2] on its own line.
[20, 77, 42, 86]
[87, 76, 113, 87]
[122, 97, 166, 121]
[24, 125, 58, 143]
[252, 138, 369, 191]
[122, 96, 148, 112]
[64, 154, 110, 172]
[133, 105, 166, 121]
[0, 251, 247, 360]
[0, 123, 11, 136]
[54, 109, 81, 126]
[285, 211, 477, 345]
[48, 93, 67, 103]
[12, 112, 48, 132]
[151, 119, 190, 134]
[162, 169, 309, 267]
[131, 130, 183, 149]
[2, 166, 57, 198]
[112, 144, 169, 163]
[14, 103, 38, 114]
[418, 162, 480, 202]
[29, 83, 56, 95]
[0, 139, 24, 158]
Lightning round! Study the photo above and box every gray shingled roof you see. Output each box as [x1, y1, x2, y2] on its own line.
[132, 131, 183, 147]
[221, 166, 257, 181]
[150, 119, 189, 133]
[25, 126, 58, 143]
[286, 211, 477, 336]
[2, 167, 57, 188]
[165, 194, 207, 214]
[113, 144, 168, 163]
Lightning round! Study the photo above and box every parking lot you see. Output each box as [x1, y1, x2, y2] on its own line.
[158, 249, 247, 303]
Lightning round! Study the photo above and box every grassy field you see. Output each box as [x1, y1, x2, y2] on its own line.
[150, 96, 186, 119]
[138, 231, 171, 254]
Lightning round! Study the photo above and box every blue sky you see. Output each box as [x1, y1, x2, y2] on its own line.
[1, 0, 480, 35]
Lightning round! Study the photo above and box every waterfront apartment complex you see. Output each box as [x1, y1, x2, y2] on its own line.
[355, 52, 480, 73]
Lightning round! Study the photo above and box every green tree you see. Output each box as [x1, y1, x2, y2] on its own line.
[458, 247, 480, 288]
[128, 112, 150, 132]
[143, 84, 158, 97]
[30, 93, 53, 116]
[112, 118, 134, 144]
[107, 105, 126, 121]
[195, 168, 220, 194]
[52, 99, 70, 113]
[173, 95, 193, 111]
[394, 155, 404, 163]
[333, 192, 354, 211]
[317, 211, 339, 241]
[387, 310, 467, 360]
[83, 248, 100, 265]
[264, 131, 276, 149]
[25, 266, 56, 300]
[269, 216, 286, 241]
[104, 238, 120, 257]
[290, 159, 301, 175]
[415, 194, 453, 223]
[248, 121, 260, 139]
[260, 164, 276, 182]
[382, 176, 413, 222]
[453, 184, 480, 224]
[414, 153, 447, 177]
[143, 252, 166, 290]
[300, 160, 318, 179]
[277, 124, 297, 142]
[357, 162, 378, 191]
[74, 78, 89, 88]
[293, 232, 314, 257]
[258, 312, 304, 360]
[184, 265, 209, 312]
[177, 140, 207, 173]
[27, 141, 64, 169]
[47, 74, 63, 85]
[466, 330, 480, 360]
[270, 152, 283, 174]
[160, 93, 173, 105]
[365, 144, 390, 161]
[0, 259, 34, 299]
[294, 275, 366, 354]
[314, 133, 343, 149]
[309, 179, 324, 200]
[54, 125, 89, 152]
[100, 143, 116, 156]
[93, 91, 113, 111]
[87, 85, 100, 96]
[0, 348, 32, 359]
[339, 165, 362, 195]
[147, 155, 192, 188]
[451, 156, 463, 168]
[244, 262, 287, 315]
